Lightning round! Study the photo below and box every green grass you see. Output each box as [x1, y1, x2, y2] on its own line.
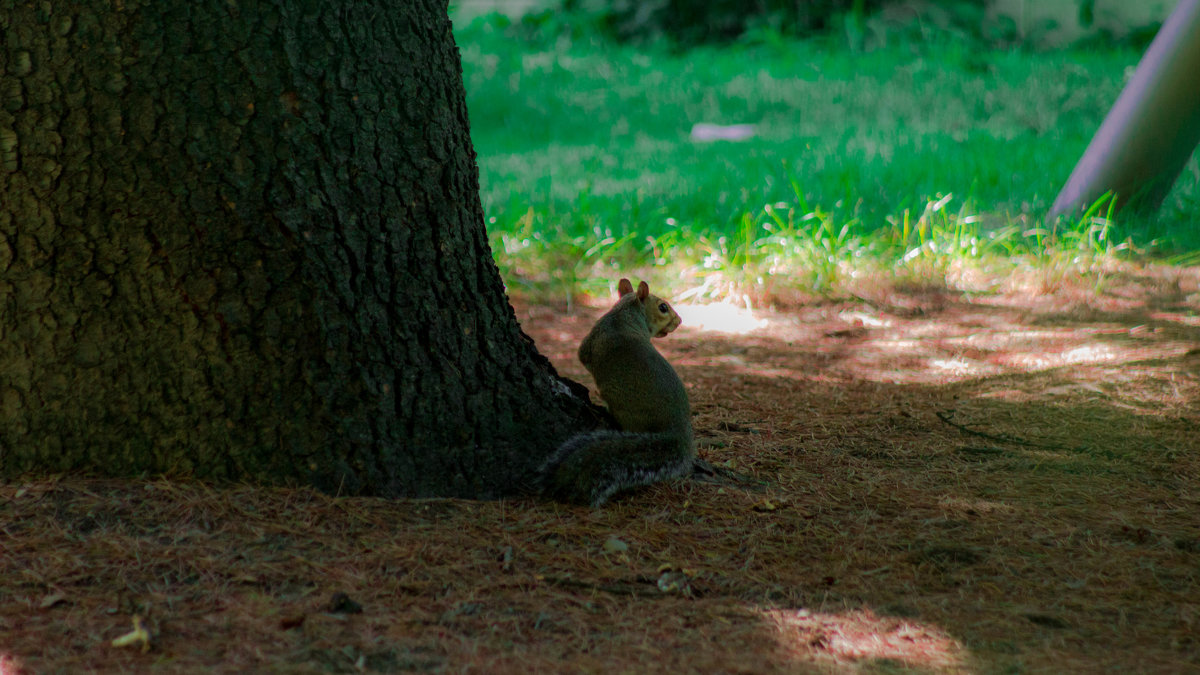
[454, 14, 1200, 300]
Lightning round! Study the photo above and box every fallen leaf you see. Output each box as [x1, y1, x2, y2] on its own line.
[39, 593, 66, 609]
[111, 615, 150, 653]
[752, 499, 780, 512]
[602, 536, 628, 553]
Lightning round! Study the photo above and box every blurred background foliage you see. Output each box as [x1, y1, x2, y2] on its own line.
[478, 0, 1172, 49]
[449, 0, 1194, 302]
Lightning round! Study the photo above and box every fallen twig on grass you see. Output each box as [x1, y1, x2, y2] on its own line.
[690, 458, 765, 490]
[936, 409, 1083, 452]
[540, 576, 673, 598]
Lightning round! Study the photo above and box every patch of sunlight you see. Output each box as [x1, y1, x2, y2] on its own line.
[838, 310, 891, 328]
[765, 607, 967, 670]
[676, 303, 770, 335]
[960, 329, 1079, 348]
[929, 357, 988, 375]
[875, 339, 922, 353]
[1003, 343, 1116, 369]
[1060, 344, 1116, 364]
[1, 654, 23, 675]
[1149, 311, 1200, 327]
[1001, 353, 1058, 370]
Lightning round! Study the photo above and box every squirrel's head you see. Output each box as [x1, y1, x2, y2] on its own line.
[618, 278, 682, 338]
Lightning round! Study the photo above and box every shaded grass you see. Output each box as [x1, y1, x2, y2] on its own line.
[457, 15, 1200, 300]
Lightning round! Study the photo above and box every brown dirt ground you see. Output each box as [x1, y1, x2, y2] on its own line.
[3, 263, 1199, 674]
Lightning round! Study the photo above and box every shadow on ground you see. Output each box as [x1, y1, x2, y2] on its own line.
[2, 270, 1197, 673]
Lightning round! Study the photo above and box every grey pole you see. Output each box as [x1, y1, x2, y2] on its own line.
[1049, 0, 1200, 220]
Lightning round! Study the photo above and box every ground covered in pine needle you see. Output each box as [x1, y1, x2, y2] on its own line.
[3, 264, 1199, 674]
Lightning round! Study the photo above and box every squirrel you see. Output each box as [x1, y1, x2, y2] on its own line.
[540, 278, 694, 507]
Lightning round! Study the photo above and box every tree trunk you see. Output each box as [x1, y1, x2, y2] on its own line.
[0, 0, 599, 497]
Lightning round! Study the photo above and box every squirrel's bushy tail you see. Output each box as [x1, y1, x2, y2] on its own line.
[539, 431, 694, 507]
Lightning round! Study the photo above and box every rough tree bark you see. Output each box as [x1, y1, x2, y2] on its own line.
[0, 0, 601, 497]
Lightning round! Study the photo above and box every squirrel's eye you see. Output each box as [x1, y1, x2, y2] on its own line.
[658, 303, 669, 313]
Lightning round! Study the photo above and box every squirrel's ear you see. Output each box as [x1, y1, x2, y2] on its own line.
[618, 278, 633, 296]
[637, 281, 650, 300]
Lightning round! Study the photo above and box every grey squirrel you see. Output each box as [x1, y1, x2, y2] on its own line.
[541, 278, 694, 506]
